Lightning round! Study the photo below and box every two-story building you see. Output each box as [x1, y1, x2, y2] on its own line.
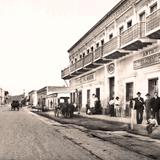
[62, 0, 160, 116]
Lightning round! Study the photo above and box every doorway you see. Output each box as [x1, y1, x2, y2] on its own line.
[96, 88, 100, 100]
[87, 89, 90, 106]
[126, 82, 134, 117]
[148, 78, 158, 97]
[78, 90, 82, 108]
[109, 77, 115, 99]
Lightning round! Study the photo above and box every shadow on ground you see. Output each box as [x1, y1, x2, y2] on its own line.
[32, 111, 129, 131]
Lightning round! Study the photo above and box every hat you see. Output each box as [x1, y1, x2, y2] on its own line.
[145, 93, 150, 96]
[137, 92, 141, 95]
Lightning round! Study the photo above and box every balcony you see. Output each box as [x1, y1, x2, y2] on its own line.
[83, 52, 94, 68]
[61, 67, 73, 80]
[102, 37, 128, 60]
[76, 59, 83, 71]
[120, 22, 153, 50]
[70, 63, 77, 75]
[146, 9, 160, 39]
[94, 46, 110, 64]
[75, 59, 87, 74]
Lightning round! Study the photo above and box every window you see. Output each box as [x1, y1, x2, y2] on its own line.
[109, 33, 113, 40]
[87, 49, 90, 54]
[127, 20, 132, 28]
[119, 26, 124, 35]
[91, 46, 94, 52]
[79, 55, 82, 59]
[101, 39, 104, 46]
[83, 52, 85, 57]
[71, 61, 73, 64]
[75, 58, 77, 62]
[96, 43, 99, 48]
[139, 12, 145, 22]
[150, 3, 157, 13]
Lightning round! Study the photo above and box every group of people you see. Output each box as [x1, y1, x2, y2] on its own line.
[86, 94, 102, 115]
[131, 91, 160, 124]
[109, 96, 121, 117]
[131, 91, 160, 134]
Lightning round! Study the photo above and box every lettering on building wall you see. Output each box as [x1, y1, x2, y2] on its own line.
[74, 73, 95, 85]
[142, 46, 160, 57]
[134, 52, 160, 70]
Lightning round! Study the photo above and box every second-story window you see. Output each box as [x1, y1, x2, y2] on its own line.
[96, 43, 99, 48]
[127, 20, 132, 28]
[109, 33, 113, 40]
[87, 49, 90, 54]
[150, 2, 157, 13]
[91, 46, 94, 52]
[119, 26, 124, 35]
[101, 39, 104, 46]
[139, 12, 145, 22]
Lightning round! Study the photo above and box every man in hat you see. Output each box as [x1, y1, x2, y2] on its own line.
[144, 93, 151, 121]
[134, 92, 145, 124]
[150, 91, 160, 125]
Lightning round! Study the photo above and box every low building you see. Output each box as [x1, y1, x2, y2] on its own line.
[28, 90, 38, 107]
[0, 88, 5, 105]
[46, 87, 70, 110]
[37, 86, 69, 110]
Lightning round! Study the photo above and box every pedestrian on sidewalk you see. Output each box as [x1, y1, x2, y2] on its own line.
[146, 114, 158, 134]
[134, 92, 145, 124]
[150, 91, 160, 125]
[109, 97, 115, 117]
[86, 103, 91, 115]
[144, 93, 151, 121]
[115, 97, 121, 117]
[90, 94, 98, 114]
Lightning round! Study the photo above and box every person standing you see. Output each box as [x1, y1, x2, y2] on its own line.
[109, 97, 115, 117]
[134, 92, 145, 124]
[144, 93, 151, 121]
[115, 97, 121, 117]
[150, 91, 160, 125]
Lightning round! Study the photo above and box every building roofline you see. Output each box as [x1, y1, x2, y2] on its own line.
[68, 0, 125, 53]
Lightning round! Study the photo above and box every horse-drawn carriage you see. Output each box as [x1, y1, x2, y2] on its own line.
[11, 100, 20, 111]
[55, 97, 75, 118]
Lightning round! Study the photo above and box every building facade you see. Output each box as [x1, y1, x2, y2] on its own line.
[46, 87, 69, 110]
[37, 86, 69, 110]
[61, 0, 160, 115]
[0, 88, 5, 105]
[28, 90, 38, 107]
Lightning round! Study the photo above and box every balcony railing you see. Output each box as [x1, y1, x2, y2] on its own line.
[76, 59, 84, 70]
[94, 46, 103, 61]
[146, 9, 160, 36]
[84, 53, 93, 66]
[61, 67, 70, 79]
[120, 22, 145, 47]
[70, 63, 76, 73]
[103, 37, 118, 55]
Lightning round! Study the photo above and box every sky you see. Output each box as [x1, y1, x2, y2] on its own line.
[0, 0, 120, 95]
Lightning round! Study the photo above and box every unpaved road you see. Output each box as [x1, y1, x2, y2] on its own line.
[0, 105, 159, 160]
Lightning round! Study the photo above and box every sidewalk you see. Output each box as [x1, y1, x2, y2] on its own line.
[80, 112, 131, 124]
[29, 107, 160, 139]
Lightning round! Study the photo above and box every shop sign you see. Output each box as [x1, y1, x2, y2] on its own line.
[134, 52, 160, 70]
[75, 73, 95, 85]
